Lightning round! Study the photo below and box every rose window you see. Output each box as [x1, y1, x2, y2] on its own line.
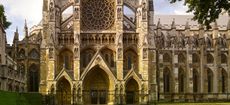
[81, 0, 115, 30]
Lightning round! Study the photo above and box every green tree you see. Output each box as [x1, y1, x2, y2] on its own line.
[0, 5, 11, 29]
[170, 0, 230, 29]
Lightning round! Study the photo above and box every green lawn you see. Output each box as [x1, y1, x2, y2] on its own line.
[0, 91, 43, 105]
[157, 103, 230, 105]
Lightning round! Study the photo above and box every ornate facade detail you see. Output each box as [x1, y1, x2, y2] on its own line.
[81, 0, 115, 30]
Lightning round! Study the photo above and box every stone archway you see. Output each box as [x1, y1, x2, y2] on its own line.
[56, 77, 71, 105]
[125, 78, 139, 104]
[83, 66, 110, 104]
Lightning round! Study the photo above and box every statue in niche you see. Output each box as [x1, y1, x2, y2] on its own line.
[74, 48, 79, 59]
[74, 7, 80, 20]
[143, 48, 147, 59]
[74, 33, 80, 44]
[118, 48, 122, 59]
[142, 1, 147, 20]
[116, 33, 123, 46]
[143, 34, 148, 46]
[117, 7, 122, 20]
[49, 48, 54, 59]
[222, 34, 227, 47]
[49, 1, 55, 20]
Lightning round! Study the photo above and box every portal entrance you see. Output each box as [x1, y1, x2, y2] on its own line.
[56, 77, 71, 105]
[126, 78, 139, 104]
[83, 66, 109, 104]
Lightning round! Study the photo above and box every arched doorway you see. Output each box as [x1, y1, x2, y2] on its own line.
[29, 64, 39, 92]
[83, 66, 109, 104]
[56, 77, 71, 105]
[125, 78, 139, 104]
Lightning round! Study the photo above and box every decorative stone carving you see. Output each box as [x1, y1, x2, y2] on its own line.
[81, 0, 115, 30]
[116, 33, 123, 46]
[74, 33, 80, 44]
[143, 48, 147, 59]
[49, 1, 55, 20]
[74, 48, 79, 59]
[118, 48, 122, 59]
[142, 0, 147, 20]
[74, 7, 80, 20]
[49, 48, 54, 59]
[117, 7, 122, 20]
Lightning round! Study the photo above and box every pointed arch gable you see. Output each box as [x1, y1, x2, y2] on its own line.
[80, 52, 116, 84]
[124, 70, 142, 90]
[55, 68, 73, 88]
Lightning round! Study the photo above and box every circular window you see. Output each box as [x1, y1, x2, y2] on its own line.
[81, 0, 115, 30]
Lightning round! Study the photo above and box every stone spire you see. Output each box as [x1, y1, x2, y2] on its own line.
[157, 18, 162, 29]
[24, 19, 28, 38]
[185, 19, 190, 30]
[227, 18, 230, 30]
[212, 21, 218, 39]
[171, 18, 176, 29]
[199, 24, 204, 39]
[13, 27, 19, 43]
[185, 19, 190, 37]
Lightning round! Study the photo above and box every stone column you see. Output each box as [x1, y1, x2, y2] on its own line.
[187, 47, 193, 100]
[159, 54, 164, 100]
[116, 0, 124, 81]
[173, 50, 178, 100]
[73, 0, 81, 81]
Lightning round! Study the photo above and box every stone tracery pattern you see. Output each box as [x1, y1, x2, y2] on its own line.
[81, 0, 115, 30]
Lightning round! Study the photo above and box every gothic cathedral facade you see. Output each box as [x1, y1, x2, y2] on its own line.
[39, 0, 155, 104]
[6, 0, 230, 104]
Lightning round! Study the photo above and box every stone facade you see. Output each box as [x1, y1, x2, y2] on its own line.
[5, 0, 230, 104]
[38, 0, 154, 104]
[0, 19, 25, 92]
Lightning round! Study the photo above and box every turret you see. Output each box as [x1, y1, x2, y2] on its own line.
[171, 18, 176, 36]
[156, 18, 162, 35]
[13, 27, 19, 44]
[185, 19, 190, 37]
[212, 21, 218, 39]
[198, 24, 204, 39]
[24, 19, 29, 38]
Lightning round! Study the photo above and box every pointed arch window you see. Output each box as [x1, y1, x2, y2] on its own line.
[221, 53, 227, 64]
[163, 67, 170, 93]
[18, 49, 25, 58]
[207, 69, 213, 93]
[29, 64, 39, 92]
[163, 53, 171, 63]
[127, 56, 132, 70]
[193, 69, 198, 93]
[178, 68, 185, 92]
[192, 53, 200, 63]
[207, 53, 214, 64]
[220, 69, 228, 93]
[29, 49, 39, 59]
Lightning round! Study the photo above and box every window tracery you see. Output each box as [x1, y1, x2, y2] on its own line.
[81, 0, 115, 30]
[29, 49, 39, 59]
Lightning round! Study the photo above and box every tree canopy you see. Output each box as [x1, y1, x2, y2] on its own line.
[0, 5, 11, 29]
[170, 0, 230, 29]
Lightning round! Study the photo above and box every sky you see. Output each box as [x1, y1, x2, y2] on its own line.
[0, 0, 189, 44]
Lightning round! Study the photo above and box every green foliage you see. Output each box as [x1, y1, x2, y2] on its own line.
[0, 91, 43, 105]
[0, 5, 11, 29]
[170, 0, 230, 29]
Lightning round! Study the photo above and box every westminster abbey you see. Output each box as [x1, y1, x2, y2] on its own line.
[2, 0, 230, 104]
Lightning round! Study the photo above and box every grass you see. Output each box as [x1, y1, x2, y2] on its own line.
[156, 102, 230, 105]
[0, 91, 43, 105]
